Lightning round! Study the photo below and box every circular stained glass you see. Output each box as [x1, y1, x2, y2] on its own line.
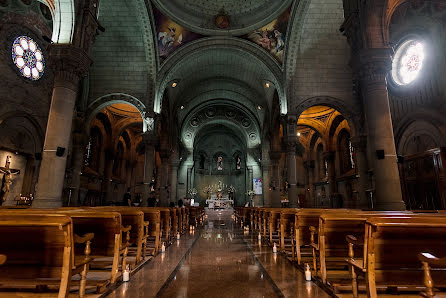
[12, 36, 45, 80]
[392, 40, 425, 86]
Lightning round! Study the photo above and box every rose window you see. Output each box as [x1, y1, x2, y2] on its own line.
[392, 40, 425, 86]
[12, 36, 45, 80]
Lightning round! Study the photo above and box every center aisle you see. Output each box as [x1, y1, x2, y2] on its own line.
[106, 208, 330, 298]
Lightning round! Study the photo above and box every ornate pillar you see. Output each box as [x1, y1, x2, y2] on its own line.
[269, 151, 281, 207]
[142, 132, 156, 205]
[323, 151, 336, 206]
[34, 46, 91, 208]
[305, 161, 316, 207]
[159, 150, 170, 206]
[351, 135, 370, 208]
[286, 115, 298, 207]
[359, 49, 404, 210]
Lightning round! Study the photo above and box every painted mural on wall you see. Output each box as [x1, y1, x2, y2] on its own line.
[243, 7, 291, 64]
[152, 6, 204, 62]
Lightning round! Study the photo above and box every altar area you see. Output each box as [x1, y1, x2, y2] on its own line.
[202, 181, 235, 209]
[206, 194, 234, 209]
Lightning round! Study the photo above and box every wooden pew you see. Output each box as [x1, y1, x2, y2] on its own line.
[280, 209, 297, 259]
[56, 210, 130, 287]
[346, 216, 446, 298]
[418, 252, 446, 297]
[268, 209, 282, 246]
[169, 207, 179, 238]
[91, 207, 148, 265]
[0, 213, 93, 297]
[135, 207, 162, 254]
[294, 208, 359, 266]
[310, 211, 412, 287]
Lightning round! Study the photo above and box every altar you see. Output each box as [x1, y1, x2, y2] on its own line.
[206, 198, 233, 209]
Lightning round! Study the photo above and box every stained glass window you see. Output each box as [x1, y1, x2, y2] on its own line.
[392, 40, 425, 86]
[12, 36, 45, 80]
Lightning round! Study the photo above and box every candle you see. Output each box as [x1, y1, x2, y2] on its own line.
[123, 265, 130, 282]
[258, 233, 261, 240]
[305, 264, 312, 281]
[177, 232, 180, 240]
[161, 242, 166, 253]
[273, 243, 277, 253]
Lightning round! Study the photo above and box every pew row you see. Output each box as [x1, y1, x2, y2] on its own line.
[0, 213, 94, 297]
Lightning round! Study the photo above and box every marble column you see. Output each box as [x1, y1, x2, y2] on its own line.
[269, 151, 281, 207]
[102, 149, 114, 205]
[159, 150, 170, 206]
[142, 133, 156, 205]
[359, 49, 405, 210]
[285, 116, 299, 208]
[34, 45, 91, 208]
[351, 135, 370, 208]
[323, 152, 336, 207]
[305, 161, 316, 207]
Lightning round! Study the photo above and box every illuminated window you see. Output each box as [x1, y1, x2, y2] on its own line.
[12, 36, 45, 80]
[392, 40, 425, 86]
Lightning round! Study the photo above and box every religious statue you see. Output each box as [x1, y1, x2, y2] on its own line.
[236, 156, 241, 170]
[217, 156, 223, 171]
[228, 185, 236, 200]
[0, 156, 20, 204]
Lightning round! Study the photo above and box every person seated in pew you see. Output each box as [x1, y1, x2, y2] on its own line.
[178, 199, 184, 208]
[169, 202, 175, 208]
[123, 188, 132, 206]
[148, 196, 156, 207]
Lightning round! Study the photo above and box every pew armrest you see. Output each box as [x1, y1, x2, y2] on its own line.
[309, 226, 318, 250]
[418, 252, 446, 267]
[143, 221, 150, 239]
[74, 233, 94, 244]
[0, 254, 6, 265]
[346, 235, 364, 246]
[121, 225, 132, 246]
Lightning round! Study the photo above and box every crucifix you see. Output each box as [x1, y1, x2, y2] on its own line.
[0, 156, 21, 204]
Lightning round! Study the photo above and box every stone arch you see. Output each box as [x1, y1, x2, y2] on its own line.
[155, 37, 286, 115]
[86, 93, 146, 131]
[39, 0, 75, 44]
[295, 96, 360, 137]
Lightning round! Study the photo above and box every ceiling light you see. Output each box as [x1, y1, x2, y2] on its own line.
[180, 105, 184, 110]
[297, 132, 301, 137]
[265, 82, 270, 88]
[172, 82, 177, 88]
[258, 105, 262, 110]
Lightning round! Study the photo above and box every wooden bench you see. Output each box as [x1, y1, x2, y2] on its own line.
[346, 216, 446, 298]
[419, 252, 446, 297]
[169, 207, 179, 238]
[0, 213, 93, 297]
[134, 207, 162, 254]
[280, 209, 297, 259]
[55, 210, 131, 287]
[268, 209, 282, 246]
[294, 208, 359, 266]
[311, 211, 416, 287]
[91, 207, 148, 265]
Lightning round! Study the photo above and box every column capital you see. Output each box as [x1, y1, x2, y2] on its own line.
[286, 136, 299, 153]
[159, 150, 171, 160]
[48, 45, 92, 90]
[358, 48, 393, 84]
[350, 135, 368, 151]
[142, 131, 158, 146]
[304, 160, 315, 169]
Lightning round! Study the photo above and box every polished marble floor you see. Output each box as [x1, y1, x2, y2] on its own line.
[106, 209, 331, 298]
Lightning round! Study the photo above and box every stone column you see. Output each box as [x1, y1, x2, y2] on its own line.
[261, 160, 271, 207]
[34, 45, 91, 208]
[285, 116, 298, 207]
[359, 49, 405, 210]
[159, 150, 170, 206]
[142, 132, 156, 205]
[102, 149, 114, 204]
[269, 151, 281, 207]
[68, 121, 88, 206]
[324, 152, 336, 206]
[351, 135, 370, 208]
[305, 161, 316, 207]
[170, 160, 179, 204]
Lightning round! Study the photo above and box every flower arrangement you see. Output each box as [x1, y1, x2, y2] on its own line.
[188, 188, 197, 198]
[247, 190, 255, 197]
[227, 185, 236, 194]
